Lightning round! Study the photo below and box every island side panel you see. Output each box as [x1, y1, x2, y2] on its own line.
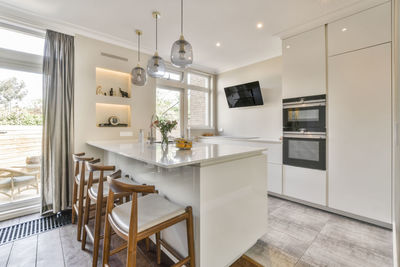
[104, 151, 201, 265]
[199, 153, 268, 267]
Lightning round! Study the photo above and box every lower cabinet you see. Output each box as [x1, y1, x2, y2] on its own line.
[267, 163, 282, 194]
[283, 165, 326, 206]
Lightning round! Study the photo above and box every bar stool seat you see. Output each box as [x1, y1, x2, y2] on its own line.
[89, 177, 137, 198]
[112, 193, 186, 233]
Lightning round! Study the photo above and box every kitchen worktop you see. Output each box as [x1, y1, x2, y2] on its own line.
[87, 140, 267, 168]
[198, 135, 282, 144]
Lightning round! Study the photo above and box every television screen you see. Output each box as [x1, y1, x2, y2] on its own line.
[224, 81, 263, 108]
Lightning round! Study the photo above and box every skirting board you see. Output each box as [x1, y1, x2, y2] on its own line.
[268, 192, 392, 229]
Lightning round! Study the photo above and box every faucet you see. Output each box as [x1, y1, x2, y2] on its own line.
[148, 114, 156, 144]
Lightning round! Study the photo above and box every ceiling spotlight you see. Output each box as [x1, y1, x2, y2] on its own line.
[257, 23, 263, 29]
[341, 27, 348, 32]
[286, 45, 291, 49]
[216, 42, 221, 47]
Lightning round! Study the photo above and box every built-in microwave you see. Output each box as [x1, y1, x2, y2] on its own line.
[283, 132, 326, 170]
[283, 94, 326, 133]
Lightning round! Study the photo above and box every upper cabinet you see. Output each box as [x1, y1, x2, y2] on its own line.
[327, 2, 391, 56]
[282, 26, 326, 99]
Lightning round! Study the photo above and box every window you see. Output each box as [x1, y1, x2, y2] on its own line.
[0, 24, 44, 210]
[188, 89, 209, 127]
[0, 27, 44, 56]
[157, 68, 213, 136]
[188, 72, 209, 88]
[162, 68, 183, 82]
[156, 87, 183, 138]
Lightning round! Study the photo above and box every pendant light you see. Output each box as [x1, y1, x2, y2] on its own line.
[170, 0, 193, 68]
[131, 30, 147, 86]
[147, 11, 166, 78]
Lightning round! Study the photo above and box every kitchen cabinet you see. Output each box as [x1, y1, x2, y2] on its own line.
[327, 2, 391, 56]
[282, 26, 326, 99]
[283, 165, 326, 206]
[198, 137, 283, 194]
[328, 43, 392, 223]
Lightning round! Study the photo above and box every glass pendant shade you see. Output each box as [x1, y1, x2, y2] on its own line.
[171, 35, 193, 68]
[131, 64, 147, 86]
[148, 52, 166, 78]
[131, 29, 147, 86]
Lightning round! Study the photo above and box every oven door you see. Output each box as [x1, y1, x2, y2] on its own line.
[283, 104, 326, 132]
[283, 133, 326, 170]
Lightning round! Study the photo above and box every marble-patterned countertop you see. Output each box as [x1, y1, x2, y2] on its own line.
[87, 140, 267, 168]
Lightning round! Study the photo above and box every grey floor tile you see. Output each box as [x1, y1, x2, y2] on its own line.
[37, 229, 64, 267]
[268, 215, 319, 244]
[18, 213, 41, 224]
[300, 233, 393, 267]
[7, 235, 37, 267]
[0, 242, 13, 266]
[268, 196, 289, 214]
[270, 202, 331, 233]
[60, 224, 93, 267]
[260, 226, 312, 260]
[321, 215, 393, 259]
[0, 218, 19, 229]
[245, 239, 298, 267]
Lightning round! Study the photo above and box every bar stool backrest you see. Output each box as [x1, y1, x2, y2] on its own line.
[72, 153, 94, 181]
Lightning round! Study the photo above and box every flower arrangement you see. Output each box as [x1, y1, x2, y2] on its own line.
[152, 116, 178, 147]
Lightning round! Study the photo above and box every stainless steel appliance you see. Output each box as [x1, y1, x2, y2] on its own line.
[282, 94, 326, 170]
[283, 94, 326, 133]
[283, 132, 326, 170]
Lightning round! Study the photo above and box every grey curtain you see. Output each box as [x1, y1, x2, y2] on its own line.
[41, 30, 74, 214]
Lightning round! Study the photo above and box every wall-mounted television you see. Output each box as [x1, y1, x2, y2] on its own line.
[224, 81, 263, 108]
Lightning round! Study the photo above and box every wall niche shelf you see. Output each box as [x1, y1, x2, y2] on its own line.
[95, 67, 131, 98]
[96, 103, 131, 128]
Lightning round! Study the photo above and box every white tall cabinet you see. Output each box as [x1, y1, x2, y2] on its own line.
[282, 26, 326, 99]
[327, 2, 392, 224]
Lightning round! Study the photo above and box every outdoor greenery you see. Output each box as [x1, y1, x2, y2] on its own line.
[0, 77, 42, 126]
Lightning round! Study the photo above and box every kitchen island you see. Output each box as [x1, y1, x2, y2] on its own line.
[87, 140, 268, 267]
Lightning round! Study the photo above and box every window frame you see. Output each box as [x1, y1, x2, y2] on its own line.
[157, 65, 214, 133]
[0, 22, 45, 219]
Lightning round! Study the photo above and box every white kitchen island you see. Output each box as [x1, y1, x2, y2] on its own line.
[87, 140, 268, 267]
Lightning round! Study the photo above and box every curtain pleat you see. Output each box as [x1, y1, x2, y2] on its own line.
[41, 30, 74, 214]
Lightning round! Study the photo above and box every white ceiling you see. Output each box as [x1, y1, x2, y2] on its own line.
[0, 0, 387, 73]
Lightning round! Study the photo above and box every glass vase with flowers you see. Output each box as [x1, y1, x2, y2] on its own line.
[152, 116, 178, 149]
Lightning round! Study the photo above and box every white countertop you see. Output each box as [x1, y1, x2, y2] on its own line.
[198, 136, 282, 144]
[87, 140, 267, 168]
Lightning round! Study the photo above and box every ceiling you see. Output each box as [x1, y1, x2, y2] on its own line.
[0, 0, 387, 73]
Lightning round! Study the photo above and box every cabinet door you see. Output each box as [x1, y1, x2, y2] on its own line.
[328, 43, 391, 223]
[282, 26, 326, 99]
[283, 165, 326, 205]
[268, 163, 282, 194]
[328, 2, 391, 56]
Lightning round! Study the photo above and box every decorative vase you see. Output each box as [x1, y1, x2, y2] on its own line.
[161, 132, 169, 150]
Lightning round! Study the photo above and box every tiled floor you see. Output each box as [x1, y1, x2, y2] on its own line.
[245, 196, 393, 267]
[0, 196, 393, 267]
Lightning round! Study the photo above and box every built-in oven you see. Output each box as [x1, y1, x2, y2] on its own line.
[283, 94, 326, 133]
[283, 132, 326, 170]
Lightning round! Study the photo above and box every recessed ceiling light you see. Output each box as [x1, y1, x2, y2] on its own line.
[216, 42, 221, 47]
[257, 23, 263, 29]
[341, 27, 348, 32]
[286, 45, 291, 49]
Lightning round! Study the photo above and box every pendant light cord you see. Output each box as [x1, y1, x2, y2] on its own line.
[181, 0, 183, 35]
[138, 32, 141, 62]
[156, 16, 158, 51]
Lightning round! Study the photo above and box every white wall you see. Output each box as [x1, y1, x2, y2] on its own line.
[216, 56, 282, 141]
[74, 35, 156, 158]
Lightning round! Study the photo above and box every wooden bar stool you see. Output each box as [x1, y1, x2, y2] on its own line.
[102, 170, 195, 267]
[82, 163, 137, 267]
[72, 152, 98, 241]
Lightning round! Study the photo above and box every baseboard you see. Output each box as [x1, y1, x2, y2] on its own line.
[268, 192, 392, 229]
